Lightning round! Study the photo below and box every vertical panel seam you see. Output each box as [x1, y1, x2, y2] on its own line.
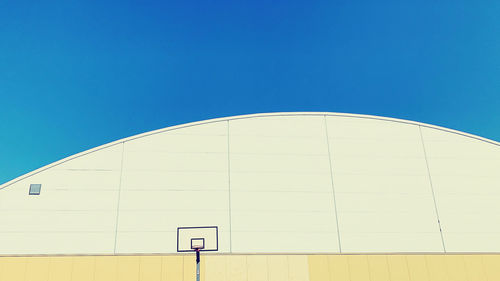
[326, 256, 332, 281]
[422, 255, 431, 281]
[286, 255, 290, 281]
[227, 120, 233, 253]
[70, 256, 75, 281]
[93, 256, 97, 281]
[23, 257, 28, 281]
[365, 256, 373, 281]
[266, 256, 270, 281]
[385, 256, 393, 281]
[47, 258, 52, 281]
[160, 257, 164, 281]
[323, 115, 342, 253]
[245, 256, 249, 281]
[423, 255, 431, 281]
[138, 257, 142, 281]
[404, 256, 412, 281]
[419, 126, 447, 253]
[113, 142, 125, 254]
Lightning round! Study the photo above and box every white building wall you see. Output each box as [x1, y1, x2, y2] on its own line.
[326, 117, 444, 253]
[421, 126, 500, 252]
[116, 122, 230, 254]
[228, 116, 339, 253]
[0, 144, 122, 255]
[1, 113, 499, 255]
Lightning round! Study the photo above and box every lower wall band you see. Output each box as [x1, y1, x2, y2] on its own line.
[0, 254, 499, 281]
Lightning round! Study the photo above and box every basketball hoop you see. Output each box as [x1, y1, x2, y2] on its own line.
[177, 226, 218, 281]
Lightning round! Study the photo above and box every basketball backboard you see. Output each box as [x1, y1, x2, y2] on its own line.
[177, 226, 218, 252]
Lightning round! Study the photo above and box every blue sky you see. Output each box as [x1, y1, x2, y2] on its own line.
[1, 0, 499, 184]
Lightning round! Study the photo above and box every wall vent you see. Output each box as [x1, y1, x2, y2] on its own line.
[29, 184, 42, 195]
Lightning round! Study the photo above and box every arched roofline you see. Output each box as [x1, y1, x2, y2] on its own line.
[1, 112, 498, 190]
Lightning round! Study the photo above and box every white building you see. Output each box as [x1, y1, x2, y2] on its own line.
[1, 112, 499, 281]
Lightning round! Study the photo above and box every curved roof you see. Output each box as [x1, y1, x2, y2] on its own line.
[1, 112, 499, 255]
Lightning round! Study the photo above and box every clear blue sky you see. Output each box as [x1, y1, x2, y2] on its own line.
[1, 0, 499, 184]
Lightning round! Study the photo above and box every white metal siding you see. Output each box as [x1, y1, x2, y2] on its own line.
[1, 113, 499, 255]
[421, 126, 500, 252]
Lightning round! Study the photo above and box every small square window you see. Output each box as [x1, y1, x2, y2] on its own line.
[29, 184, 41, 195]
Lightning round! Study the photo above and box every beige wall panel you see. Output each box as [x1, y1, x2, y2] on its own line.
[115, 232, 175, 253]
[463, 255, 487, 281]
[71, 257, 96, 281]
[230, 154, 330, 173]
[118, 190, 228, 212]
[25, 257, 50, 281]
[0, 232, 114, 255]
[406, 255, 429, 281]
[94, 256, 118, 281]
[227, 255, 247, 281]
[0, 144, 122, 255]
[232, 210, 335, 232]
[387, 255, 410, 281]
[1, 211, 115, 232]
[268, 255, 288, 281]
[348, 255, 370, 281]
[139, 256, 162, 281]
[442, 231, 500, 253]
[0, 257, 26, 281]
[161, 256, 184, 281]
[123, 151, 227, 172]
[182, 256, 197, 281]
[47, 257, 72, 281]
[246, 255, 268, 281]
[307, 255, 330, 281]
[229, 116, 339, 253]
[230, 171, 331, 193]
[421, 127, 500, 252]
[332, 173, 433, 194]
[326, 117, 443, 253]
[482, 255, 500, 280]
[204, 256, 227, 281]
[424, 255, 449, 281]
[118, 210, 228, 232]
[231, 230, 337, 253]
[121, 170, 226, 191]
[117, 256, 140, 281]
[328, 255, 349, 280]
[71, 257, 95, 281]
[287, 255, 310, 281]
[444, 255, 467, 281]
[367, 255, 390, 281]
[117, 122, 229, 254]
[2, 254, 500, 281]
[231, 190, 333, 213]
[339, 233, 442, 254]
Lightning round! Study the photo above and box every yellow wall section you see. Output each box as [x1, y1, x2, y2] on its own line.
[0, 255, 499, 281]
[308, 255, 500, 281]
